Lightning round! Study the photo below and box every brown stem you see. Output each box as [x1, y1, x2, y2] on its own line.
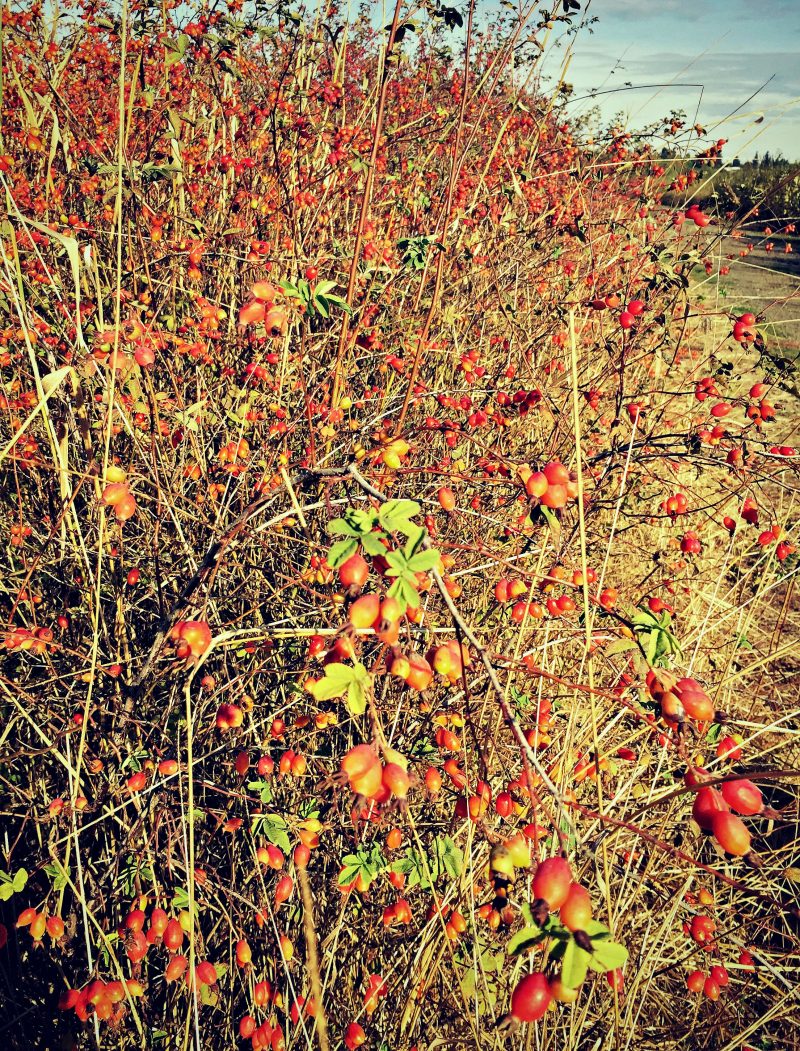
[297, 866, 330, 1051]
[330, 0, 404, 409]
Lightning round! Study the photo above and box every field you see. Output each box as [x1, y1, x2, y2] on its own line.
[0, 2, 799, 1050]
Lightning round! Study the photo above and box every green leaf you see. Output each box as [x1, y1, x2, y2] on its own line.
[561, 937, 591, 989]
[605, 637, 638, 656]
[582, 920, 611, 938]
[540, 505, 560, 536]
[402, 524, 426, 557]
[247, 778, 273, 804]
[12, 868, 27, 893]
[384, 549, 407, 575]
[588, 939, 628, 972]
[259, 814, 292, 855]
[388, 577, 420, 609]
[361, 532, 388, 556]
[314, 280, 338, 296]
[327, 537, 358, 568]
[408, 548, 441, 572]
[313, 295, 330, 318]
[379, 499, 421, 532]
[507, 924, 544, 956]
[435, 836, 463, 879]
[328, 518, 359, 537]
[44, 863, 68, 891]
[325, 294, 352, 313]
[172, 886, 191, 912]
[646, 630, 659, 664]
[346, 663, 372, 717]
[346, 508, 379, 533]
[307, 663, 358, 701]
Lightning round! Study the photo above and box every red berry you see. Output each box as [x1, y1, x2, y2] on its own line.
[532, 856, 572, 910]
[510, 971, 552, 1022]
[721, 778, 763, 816]
[686, 970, 705, 993]
[711, 811, 751, 855]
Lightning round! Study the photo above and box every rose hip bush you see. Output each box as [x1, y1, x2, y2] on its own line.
[0, 0, 798, 1048]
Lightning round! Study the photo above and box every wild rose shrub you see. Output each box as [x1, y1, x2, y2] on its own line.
[0, 1, 798, 1048]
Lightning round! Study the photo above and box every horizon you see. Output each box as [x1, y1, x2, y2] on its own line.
[540, 0, 800, 164]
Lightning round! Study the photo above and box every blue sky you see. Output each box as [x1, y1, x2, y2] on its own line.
[540, 0, 800, 161]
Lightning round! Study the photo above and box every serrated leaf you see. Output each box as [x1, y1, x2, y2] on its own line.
[328, 518, 360, 537]
[605, 637, 638, 656]
[307, 663, 358, 700]
[540, 504, 561, 537]
[646, 631, 658, 664]
[384, 550, 408, 575]
[561, 937, 591, 988]
[260, 814, 291, 854]
[507, 924, 544, 956]
[338, 864, 362, 887]
[588, 939, 628, 972]
[402, 524, 426, 557]
[582, 920, 611, 938]
[346, 508, 378, 533]
[435, 836, 463, 879]
[327, 537, 358, 568]
[379, 499, 421, 531]
[347, 677, 368, 716]
[408, 548, 441, 572]
[361, 532, 388, 556]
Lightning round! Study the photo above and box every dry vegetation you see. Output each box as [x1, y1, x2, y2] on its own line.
[0, 1, 799, 1049]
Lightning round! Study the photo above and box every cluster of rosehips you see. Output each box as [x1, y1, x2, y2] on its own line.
[732, 312, 757, 344]
[16, 907, 64, 943]
[520, 461, 578, 510]
[680, 531, 702, 555]
[646, 671, 716, 725]
[661, 491, 689, 518]
[745, 381, 776, 425]
[340, 743, 410, 801]
[683, 203, 712, 228]
[501, 856, 615, 1026]
[686, 963, 729, 1001]
[58, 978, 144, 1024]
[425, 900, 467, 941]
[756, 524, 795, 562]
[694, 376, 719, 402]
[2, 624, 54, 654]
[101, 478, 137, 523]
[689, 766, 768, 858]
[497, 565, 616, 621]
[238, 280, 288, 337]
[485, 833, 535, 931]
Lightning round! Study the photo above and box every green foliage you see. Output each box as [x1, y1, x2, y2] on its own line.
[632, 607, 682, 664]
[0, 867, 28, 901]
[508, 909, 628, 989]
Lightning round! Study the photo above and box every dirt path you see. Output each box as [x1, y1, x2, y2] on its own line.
[695, 233, 800, 361]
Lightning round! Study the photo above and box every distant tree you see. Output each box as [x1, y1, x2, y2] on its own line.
[761, 151, 772, 168]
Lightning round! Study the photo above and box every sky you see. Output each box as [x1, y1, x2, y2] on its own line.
[539, 0, 800, 161]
